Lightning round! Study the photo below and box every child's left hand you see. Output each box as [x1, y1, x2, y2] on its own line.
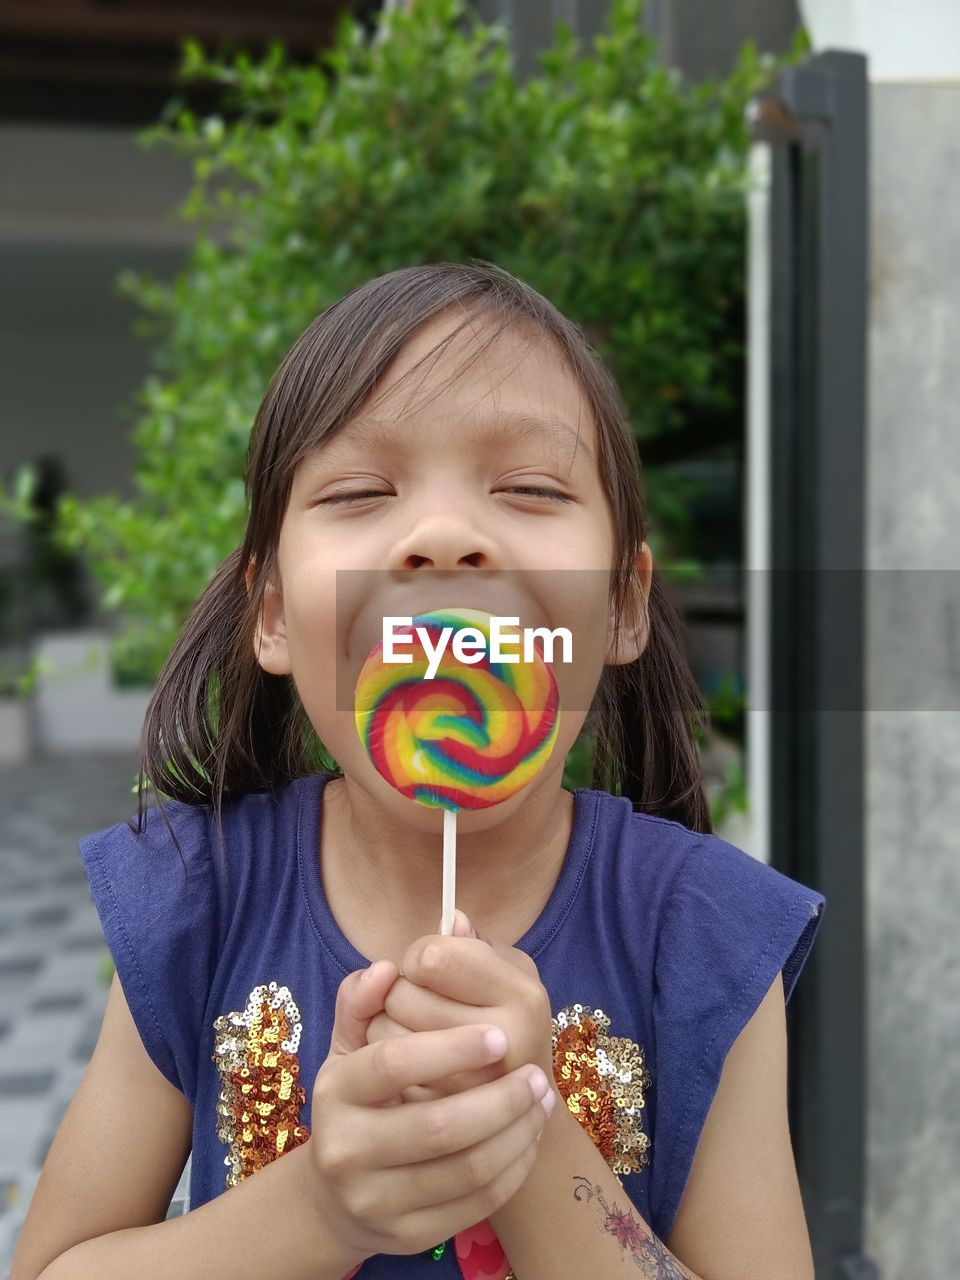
[363, 910, 557, 1106]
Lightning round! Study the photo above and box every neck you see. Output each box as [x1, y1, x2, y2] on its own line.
[319, 769, 575, 956]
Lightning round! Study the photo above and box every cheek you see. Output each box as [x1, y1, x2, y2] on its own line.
[274, 535, 341, 715]
[285, 584, 339, 673]
[538, 566, 610, 726]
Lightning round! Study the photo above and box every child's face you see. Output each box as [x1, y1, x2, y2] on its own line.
[253, 310, 648, 827]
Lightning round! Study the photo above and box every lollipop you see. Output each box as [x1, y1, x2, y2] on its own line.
[354, 606, 561, 934]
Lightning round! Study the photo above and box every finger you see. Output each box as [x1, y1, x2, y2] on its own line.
[450, 908, 477, 939]
[391, 1079, 548, 1214]
[399, 1083, 445, 1105]
[364, 1012, 498, 1099]
[437, 910, 503, 958]
[366, 1061, 552, 1171]
[328, 960, 400, 1058]
[345, 1023, 510, 1107]
[383, 975, 486, 1033]
[391, 1130, 542, 1253]
[399, 1052, 508, 1103]
[366, 1010, 411, 1045]
[403, 938, 531, 1007]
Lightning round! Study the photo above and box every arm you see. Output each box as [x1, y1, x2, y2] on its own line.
[489, 972, 815, 1280]
[33, 1141, 361, 1280]
[11, 973, 362, 1280]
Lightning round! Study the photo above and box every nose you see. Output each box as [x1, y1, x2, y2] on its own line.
[386, 510, 501, 572]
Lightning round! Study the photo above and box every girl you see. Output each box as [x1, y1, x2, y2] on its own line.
[13, 261, 826, 1280]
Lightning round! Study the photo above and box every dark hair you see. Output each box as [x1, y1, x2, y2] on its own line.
[133, 260, 712, 859]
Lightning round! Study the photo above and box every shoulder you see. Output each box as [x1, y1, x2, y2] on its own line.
[584, 787, 827, 1004]
[78, 775, 307, 901]
[78, 793, 216, 924]
[652, 824, 826, 1004]
[77, 795, 219, 1098]
[585, 791, 825, 957]
[75, 776, 311, 1098]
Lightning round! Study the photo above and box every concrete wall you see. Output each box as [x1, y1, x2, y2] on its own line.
[864, 80, 960, 1278]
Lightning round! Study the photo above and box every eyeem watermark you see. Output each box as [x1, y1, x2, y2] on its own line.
[383, 616, 573, 680]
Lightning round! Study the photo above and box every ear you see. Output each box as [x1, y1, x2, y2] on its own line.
[246, 556, 292, 676]
[605, 542, 654, 666]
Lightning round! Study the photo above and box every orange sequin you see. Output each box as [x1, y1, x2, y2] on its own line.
[212, 982, 310, 1187]
[550, 1003, 652, 1178]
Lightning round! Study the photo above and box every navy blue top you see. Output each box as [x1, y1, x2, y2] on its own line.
[78, 772, 826, 1275]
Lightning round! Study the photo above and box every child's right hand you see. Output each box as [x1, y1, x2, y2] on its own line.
[307, 960, 553, 1261]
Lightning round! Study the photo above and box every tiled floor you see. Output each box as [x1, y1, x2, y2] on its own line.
[0, 754, 191, 1276]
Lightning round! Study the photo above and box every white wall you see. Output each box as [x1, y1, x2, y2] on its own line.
[800, 0, 960, 81]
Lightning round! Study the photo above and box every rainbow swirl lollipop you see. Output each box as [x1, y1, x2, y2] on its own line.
[354, 606, 561, 813]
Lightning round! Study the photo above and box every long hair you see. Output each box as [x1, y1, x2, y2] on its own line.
[133, 260, 712, 861]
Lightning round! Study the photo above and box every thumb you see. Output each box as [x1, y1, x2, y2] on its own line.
[451, 908, 477, 939]
[329, 960, 398, 1058]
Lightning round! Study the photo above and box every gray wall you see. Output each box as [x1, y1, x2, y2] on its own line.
[0, 125, 191, 632]
[475, 0, 799, 82]
[0, 126, 193, 503]
[865, 82, 960, 1278]
[649, 0, 800, 80]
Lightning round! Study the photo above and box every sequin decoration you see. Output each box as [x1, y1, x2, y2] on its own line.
[212, 981, 310, 1187]
[551, 1003, 652, 1177]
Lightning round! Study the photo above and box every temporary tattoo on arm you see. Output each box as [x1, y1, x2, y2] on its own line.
[572, 1175, 692, 1279]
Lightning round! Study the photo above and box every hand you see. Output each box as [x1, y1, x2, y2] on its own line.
[365, 909, 557, 1106]
[307, 957, 553, 1262]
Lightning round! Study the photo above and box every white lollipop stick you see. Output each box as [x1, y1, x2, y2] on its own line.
[440, 807, 457, 936]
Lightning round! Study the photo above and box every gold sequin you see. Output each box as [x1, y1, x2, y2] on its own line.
[550, 1004, 653, 1177]
[212, 981, 310, 1187]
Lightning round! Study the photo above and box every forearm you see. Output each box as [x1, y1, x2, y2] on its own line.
[34, 1140, 364, 1280]
[489, 1092, 702, 1280]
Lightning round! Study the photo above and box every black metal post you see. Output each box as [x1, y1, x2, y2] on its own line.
[750, 52, 876, 1280]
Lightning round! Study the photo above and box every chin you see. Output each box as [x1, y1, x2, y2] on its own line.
[358, 764, 553, 832]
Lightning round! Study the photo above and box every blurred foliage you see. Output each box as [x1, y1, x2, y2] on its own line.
[98, 951, 116, 988]
[561, 728, 596, 792]
[0, 0, 807, 821]
[704, 668, 746, 735]
[709, 754, 749, 829]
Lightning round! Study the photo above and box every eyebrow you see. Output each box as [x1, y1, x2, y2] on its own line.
[304, 409, 595, 471]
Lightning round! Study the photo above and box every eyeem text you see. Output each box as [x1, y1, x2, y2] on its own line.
[382, 616, 572, 680]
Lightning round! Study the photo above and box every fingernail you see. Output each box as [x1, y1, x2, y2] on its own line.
[455, 909, 476, 939]
[540, 1089, 557, 1117]
[483, 1028, 508, 1058]
[360, 960, 382, 983]
[526, 1067, 549, 1101]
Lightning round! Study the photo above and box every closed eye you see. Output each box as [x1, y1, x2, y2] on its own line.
[314, 490, 390, 505]
[315, 486, 573, 505]
[502, 485, 573, 502]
